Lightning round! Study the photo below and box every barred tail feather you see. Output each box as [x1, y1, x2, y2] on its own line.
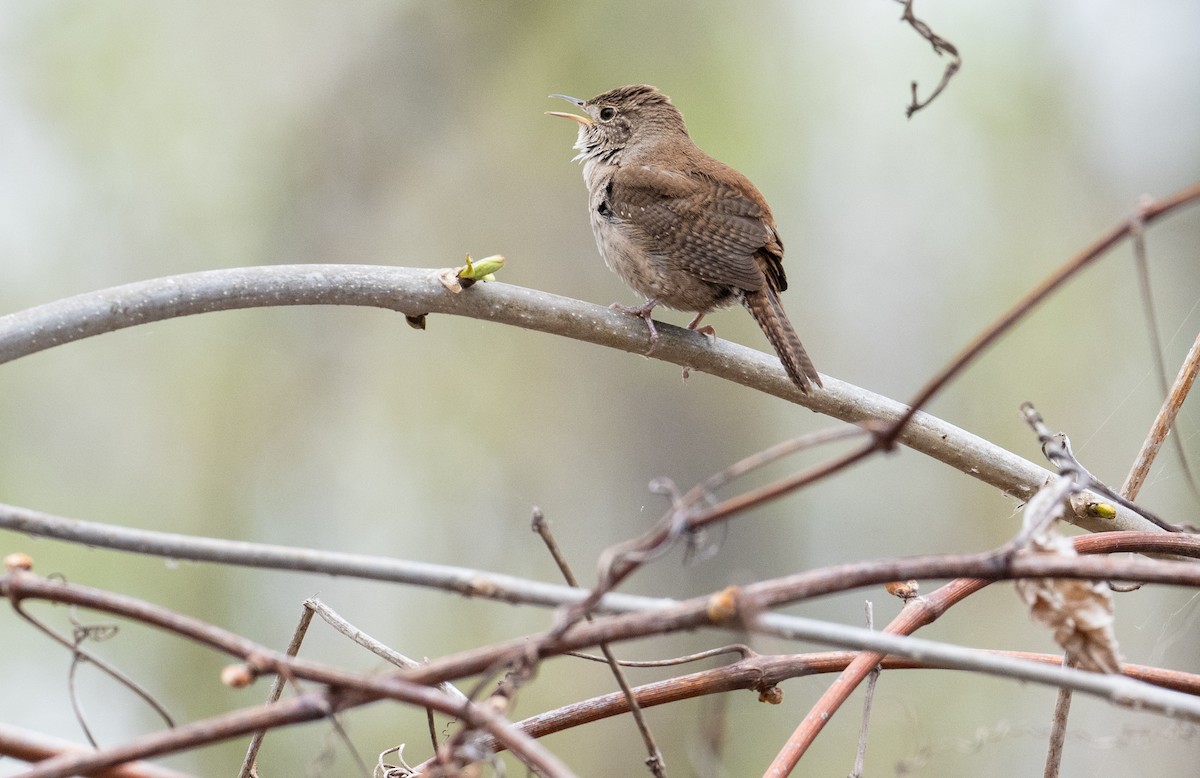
[743, 288, 822, 392]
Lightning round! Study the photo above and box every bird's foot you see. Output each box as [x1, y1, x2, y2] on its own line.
[686, 313, 717, 342]
[610, 298, 660, 352]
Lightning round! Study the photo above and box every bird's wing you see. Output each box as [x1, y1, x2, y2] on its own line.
[608, 163, 784, 293]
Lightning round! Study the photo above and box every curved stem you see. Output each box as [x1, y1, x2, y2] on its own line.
[0, 264, 1158, 534]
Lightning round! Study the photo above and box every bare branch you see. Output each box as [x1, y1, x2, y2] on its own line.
[1122, 331, 1200, 500]
[894, 0, 962, 117]
[0, 501, 669, 615]
[7, 627, 574, 778]
[7, 543, 1200, 705]
[5, 532, 1199, 679]
[238, 604, 316, 777]
[761, 526, 1200, 775]
[5, 532, 1200, 774]
[878, 182, 1200, 461]
[564, 644, 754, 668]
[1022, 403, 1193, 533]
[10, 600, 176, 740]
[0, 262, 1171, 535]
[305, 598, 467, 703]
[849, 601, 879, 778]
[435, 650, 1200, 761]
[1043, 657, 1074, 778]
[0, 723, 193, 778]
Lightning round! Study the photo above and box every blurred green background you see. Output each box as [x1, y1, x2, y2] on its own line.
[2, 2, 1198, 775]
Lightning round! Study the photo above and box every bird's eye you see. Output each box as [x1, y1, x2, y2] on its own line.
[599, 107, 616, 121]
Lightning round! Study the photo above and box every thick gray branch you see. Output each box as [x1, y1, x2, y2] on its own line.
[0, 264, 1155, 533]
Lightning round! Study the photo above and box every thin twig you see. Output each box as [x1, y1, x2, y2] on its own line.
[12, 601, 175, 740]
[692, 427, 867, 496]
[423, 706, 438, 770]
[849, 601, 878, 778]
[894, 0, 962, 117]
[564, 644, 754, 668]
[1122, 331, 1200, 501]
[1130, 200, 1172, 418]
[305, 598, 467, 703]
[532, 509, 667, 778]
[66, 622, 100, 748]
[1018, 404, 1095, 543]
[326, 715, 373, 778]
[304, 597, 468, 763]
[1022, 402, 1193, 533]
[693, 691, 728, 778]
[1043, 657, 1075, 778]
[238, 603, 315, 778]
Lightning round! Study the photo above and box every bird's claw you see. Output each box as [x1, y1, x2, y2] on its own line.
[610, 300, 660, 353]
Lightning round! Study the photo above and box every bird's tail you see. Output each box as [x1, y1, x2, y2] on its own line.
[743, 287, 822, 393]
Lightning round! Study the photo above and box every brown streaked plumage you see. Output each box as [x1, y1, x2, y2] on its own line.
[548, 84, 821, 392]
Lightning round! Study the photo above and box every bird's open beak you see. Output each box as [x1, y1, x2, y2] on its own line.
[545, 94, 592, 125]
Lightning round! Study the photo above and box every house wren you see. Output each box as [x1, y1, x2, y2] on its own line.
[548, 84, 821, 392]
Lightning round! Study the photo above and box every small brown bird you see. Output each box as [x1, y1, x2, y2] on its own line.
[548, 84, 821, 392]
